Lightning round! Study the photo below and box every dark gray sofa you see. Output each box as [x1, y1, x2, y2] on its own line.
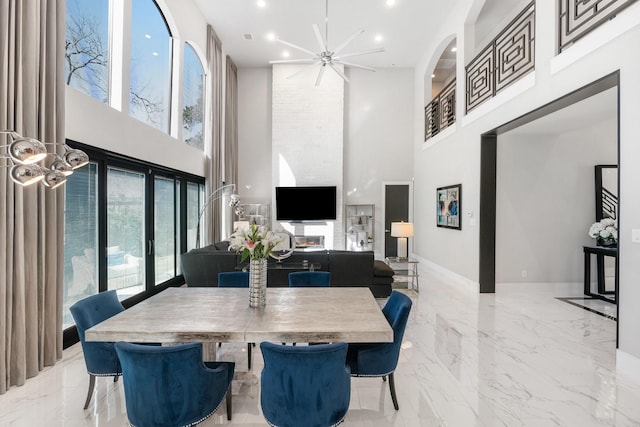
[181, 243, 394, 298]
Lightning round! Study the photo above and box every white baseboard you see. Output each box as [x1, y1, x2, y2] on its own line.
[411, 254, 479, 291]
[616, 350, 640, 382]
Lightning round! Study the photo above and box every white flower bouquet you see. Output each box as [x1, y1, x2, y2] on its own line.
[229, 224, 283, 261]
[588, 218, 617, 246]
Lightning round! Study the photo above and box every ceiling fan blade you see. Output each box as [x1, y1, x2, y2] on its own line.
[275, 38, 318, 57]
[286, 63, 320, 80]
[315, 64, 326, 87]
[328, 62, 351, 84]
[334, 60, 376, 72]
[334, 47, 385, 60]
[312, 24, 326, 52]
[270, 58, 318, 64]
[333, 28, 364, 55]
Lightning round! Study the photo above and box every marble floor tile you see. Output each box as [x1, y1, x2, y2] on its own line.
[1, 269, 640, 426]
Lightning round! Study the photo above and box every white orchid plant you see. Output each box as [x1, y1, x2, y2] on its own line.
[228, 224, 283, 261]
[588, 218, 618, 245]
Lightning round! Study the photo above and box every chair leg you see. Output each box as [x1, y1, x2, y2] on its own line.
[247, 343, 252, 370]
[226, 384, 233, 421]
[388, 372, 399, 410]
[83, 374, 96, 410]
[113, 375, 119, 383]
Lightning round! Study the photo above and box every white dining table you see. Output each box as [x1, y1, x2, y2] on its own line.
[85, 287, 393, 359]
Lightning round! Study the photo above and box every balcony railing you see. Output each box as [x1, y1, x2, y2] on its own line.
[465, 1, 535, 113]
[425, 79, 456, 141]
[558, 0, 639, 52]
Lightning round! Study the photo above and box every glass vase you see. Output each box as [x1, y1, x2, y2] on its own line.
[249, 258, 267, 307]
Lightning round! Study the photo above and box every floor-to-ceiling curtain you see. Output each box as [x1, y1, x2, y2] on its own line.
[0, 0, 65, 394]
[224, 56, 238, 190]
[204, 24, 223, 245]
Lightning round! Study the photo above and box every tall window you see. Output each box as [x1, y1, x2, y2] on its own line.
[107, 167, 146, 298]
[65, 0, 109, 102]
[154, 176, 177, 284]
[186, 182, 204, 251]
[183, 43, 205, 150]
[63, 163, 99, 329]
[129, 0, 172, 132]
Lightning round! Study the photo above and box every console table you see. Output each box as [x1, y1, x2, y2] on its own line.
[583, 245, 617, 303]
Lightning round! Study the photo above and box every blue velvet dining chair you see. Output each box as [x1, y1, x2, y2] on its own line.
[218, 271, 250, 287]
[218, 271, 254, 369]
[115, 341, 235, 426]
[346, 290, 412, 410]
[69, 290, 124, 409]
[288, 271, 331, 287]
[260, 342, 351, 427]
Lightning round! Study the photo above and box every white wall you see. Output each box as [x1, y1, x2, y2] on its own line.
[344, 68, 415, 256]
[496, 116, 617, 283]
[413, 0, 640, 359]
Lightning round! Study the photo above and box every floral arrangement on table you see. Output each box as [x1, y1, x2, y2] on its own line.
[229, 224, 283, 261]
[588, 218, 618, 246]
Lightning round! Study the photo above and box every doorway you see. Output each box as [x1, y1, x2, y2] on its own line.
[479, 71, 619, 295]
[383, 182, 413, 258]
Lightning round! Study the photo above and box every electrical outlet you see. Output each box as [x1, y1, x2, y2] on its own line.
[521, 270, 527, 278]
[633, 229, 640, 243]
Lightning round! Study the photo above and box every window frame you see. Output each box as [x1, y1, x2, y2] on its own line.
[63, 139, 204, 347]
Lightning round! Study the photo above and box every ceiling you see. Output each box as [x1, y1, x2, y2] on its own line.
[193, 0, 458, 68]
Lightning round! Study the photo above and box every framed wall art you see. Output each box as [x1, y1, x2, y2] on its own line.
[436, 184, 461, 230]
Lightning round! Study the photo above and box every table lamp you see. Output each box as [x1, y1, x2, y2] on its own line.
[391, 222, 413, 259]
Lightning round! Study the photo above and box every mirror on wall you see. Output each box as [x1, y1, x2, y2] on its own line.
[595, 165, 618, 221]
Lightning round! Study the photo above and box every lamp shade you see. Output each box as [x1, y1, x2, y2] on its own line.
[391, 222, 413, 238]
[64, 148, 90, 169]
[42, 169, 67, 189]
[10, 164, 45, 186]
[9, 137, 47, 164]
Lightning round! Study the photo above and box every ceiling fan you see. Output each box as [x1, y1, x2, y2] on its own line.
[269, 0, 384, 86]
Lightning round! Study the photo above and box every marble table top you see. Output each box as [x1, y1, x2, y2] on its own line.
[85, 287, 393, 344]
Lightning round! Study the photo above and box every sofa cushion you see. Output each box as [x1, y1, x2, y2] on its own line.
[373, 260, 394, 277]
[328, 251, 374, 287]
[214, 241, 231, 251]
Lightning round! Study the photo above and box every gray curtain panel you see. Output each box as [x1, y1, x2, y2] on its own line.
[224, 56, 238, 191]
[0, 0, 65, 394]
[204, 24, 223, 245]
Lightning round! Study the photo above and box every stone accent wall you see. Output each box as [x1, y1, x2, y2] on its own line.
[271, 64, 344, 249]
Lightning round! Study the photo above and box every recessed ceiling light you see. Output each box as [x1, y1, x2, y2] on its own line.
[386, 0, 396, 6]
[144, 34, 151, 39]
[431, 74, 435, 78]
[266, 32, 276, 41]
[257, 0, 266, 8]
[282, 50, 290, 58]
[451, 46, 457, 52]
[374, 34, 383, 43]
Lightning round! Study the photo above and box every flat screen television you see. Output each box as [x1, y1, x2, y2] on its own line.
[275, 186, 337, 221]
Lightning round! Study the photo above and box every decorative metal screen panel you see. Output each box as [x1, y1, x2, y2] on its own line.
[425, 79, 456, 140]
[466, 1, 535, 113]
[559, 0, 639, 52]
